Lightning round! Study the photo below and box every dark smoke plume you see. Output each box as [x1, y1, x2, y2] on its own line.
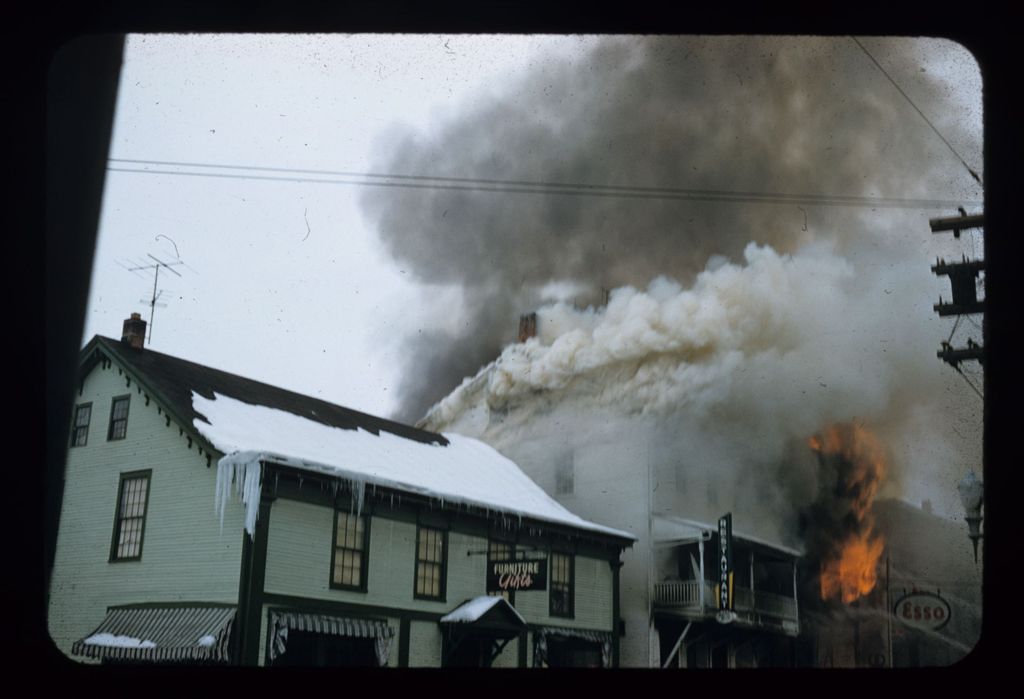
[359, 36, 981, 422]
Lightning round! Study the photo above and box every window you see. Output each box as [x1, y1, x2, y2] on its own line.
[331, 511, 369, 590]
[70, 402, 92, 447]
[487, 540, 514, 603]
[110, 471, 151, 561]
[675, 462, 688, 494]
[550, 551, 574, 617]
[107, 395, 130, 440]
[414, 525, 446, 600]
[706, 472, 718, 507]
[555, 451, 574, 495]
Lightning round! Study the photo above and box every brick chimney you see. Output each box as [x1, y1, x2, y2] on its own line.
[122, 312, 147, 349]
[517, 312, 537, 343]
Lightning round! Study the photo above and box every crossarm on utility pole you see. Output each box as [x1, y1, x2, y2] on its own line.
[929, 214, 984, 237]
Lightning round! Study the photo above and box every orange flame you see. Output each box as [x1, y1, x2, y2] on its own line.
[809, 423, 887, 604]
[819, 531, 886, 603]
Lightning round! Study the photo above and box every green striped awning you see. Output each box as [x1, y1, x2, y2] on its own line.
[71, 605, 236, 663]
[533, 626, 613, 668]
[268, 610, 394, 665]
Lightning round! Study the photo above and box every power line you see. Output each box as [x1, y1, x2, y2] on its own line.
[953, 364, 984, 401]
[850, 36, 982, 187]
[107, 158, 981, 211]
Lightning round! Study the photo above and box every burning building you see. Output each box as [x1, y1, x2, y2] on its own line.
[360, 35, 982, 668]
[417, 246, 982, 667]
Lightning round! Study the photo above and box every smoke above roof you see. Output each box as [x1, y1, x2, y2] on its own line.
[359, 36, 981, 425]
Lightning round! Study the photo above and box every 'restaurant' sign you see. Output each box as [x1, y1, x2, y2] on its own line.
[893, 590, 952, 631]
[716, 513, 734, 613]
[487, 558, 548, 592]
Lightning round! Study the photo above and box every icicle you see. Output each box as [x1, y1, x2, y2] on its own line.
[239, 458, 262, 537]
[215, 459, 229, 533]
[354, 479, 365, 519]
[344, 477, 366, 519]
[214, 452, 263, 539]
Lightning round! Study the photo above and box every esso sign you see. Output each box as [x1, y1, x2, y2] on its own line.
[893, 591, 951, 631]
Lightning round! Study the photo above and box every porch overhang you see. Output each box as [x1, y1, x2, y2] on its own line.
[71, 604, 236, 663]
[440, 597, 527, 666]
[440, 596, 527, 639]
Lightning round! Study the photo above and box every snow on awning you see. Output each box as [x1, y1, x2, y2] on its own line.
[268, 610, 394, 666]
[440, 596, 526, 626]
[71, 605, 235, 663]
[195, 391, 635, 542]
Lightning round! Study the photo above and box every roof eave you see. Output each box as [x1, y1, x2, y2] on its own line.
[80, 336, 223, 461]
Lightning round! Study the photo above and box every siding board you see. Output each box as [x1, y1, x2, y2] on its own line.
[48, 362, 246, 660]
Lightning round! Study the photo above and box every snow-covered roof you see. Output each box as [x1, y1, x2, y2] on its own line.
[194, 391, 635, 543]
[440, 596, 525, 625]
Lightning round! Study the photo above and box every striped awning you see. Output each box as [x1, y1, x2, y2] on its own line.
[533, 626, 613, 668]
[71, 605, 236, 663]
[268, 610, 395, 665]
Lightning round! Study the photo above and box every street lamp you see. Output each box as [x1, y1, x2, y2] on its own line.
[957, 470, 984, 563]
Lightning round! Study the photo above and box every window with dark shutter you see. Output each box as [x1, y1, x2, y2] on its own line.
[331, 511, 369, 590]
[110, 471, 151, 561]
[550, 551, 574, 617]
[414, 526, 446, 600]
[108, 395, 130, 441]
[70, 403, 92, 447]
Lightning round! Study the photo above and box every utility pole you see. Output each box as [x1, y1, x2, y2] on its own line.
[930, 211, 984, 382]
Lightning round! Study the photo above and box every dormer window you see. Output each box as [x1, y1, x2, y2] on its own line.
[108, 395, 130, 441]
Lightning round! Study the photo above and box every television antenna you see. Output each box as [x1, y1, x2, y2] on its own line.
[118, 253, 184, 344]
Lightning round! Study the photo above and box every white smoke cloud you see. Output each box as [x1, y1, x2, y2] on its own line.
[441, 242, 878, 417]
[424, 234, 976, 528]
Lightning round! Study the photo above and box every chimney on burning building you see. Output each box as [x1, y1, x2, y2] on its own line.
[122, 312, 147, 350]
[517, 312, 537, 343]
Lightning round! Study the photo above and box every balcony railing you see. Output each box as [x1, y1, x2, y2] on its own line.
[653, 580, 797, 623]
[652, 580, 712, 608]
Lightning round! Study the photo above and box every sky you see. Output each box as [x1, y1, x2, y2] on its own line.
[86, 34, 596, 416]
[81, 34, 983, 519]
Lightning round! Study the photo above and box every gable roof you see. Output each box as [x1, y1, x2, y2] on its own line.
[81, 335, 635, 545]
[82, 335, 448, 457]
[440, 596, 527, 633]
